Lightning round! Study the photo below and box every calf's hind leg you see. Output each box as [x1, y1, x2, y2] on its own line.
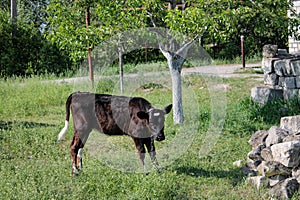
[70, 131, 84, 175]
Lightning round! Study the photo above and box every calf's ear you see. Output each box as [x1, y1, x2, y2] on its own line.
[164, 104, 172, 114]
[137, 111, 149, 120]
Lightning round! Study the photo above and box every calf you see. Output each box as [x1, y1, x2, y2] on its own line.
[58, 92, 172, 175]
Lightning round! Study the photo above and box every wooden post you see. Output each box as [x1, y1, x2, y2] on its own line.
[86, 7, 94, 88]
[11, 0, 17, 25]
[241, 35, 245, 69]
[11, 0, 17, 39]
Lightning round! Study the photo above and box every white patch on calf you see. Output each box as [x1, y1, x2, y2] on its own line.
[72, 166, 79, 175]
[78, 148, 83, 158]
[58, 120, 69, 140]
[153, 112, 160, 117]
[77, 148, 83, 170]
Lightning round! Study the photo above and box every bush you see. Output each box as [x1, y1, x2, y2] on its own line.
[0, 11, 72, 77]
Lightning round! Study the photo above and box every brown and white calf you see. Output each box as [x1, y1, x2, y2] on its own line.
[58, 92, 172, 175]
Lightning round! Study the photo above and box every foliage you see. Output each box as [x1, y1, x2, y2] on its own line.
[201, 0, 294, 59]
[1, 0, 300, 76]
[46, 0, 299, 68]
[0, 3, 72, 77]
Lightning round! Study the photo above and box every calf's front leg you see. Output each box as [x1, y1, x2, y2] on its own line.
[133, 138, 147, 173]
[145, 139, 161, 173]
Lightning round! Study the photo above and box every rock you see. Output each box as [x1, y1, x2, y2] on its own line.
[290, 59, 300, 76]
[284, 59, 293, 76]
[274, 60, 287, 76]
[282, 77, 296, 89]
[257, 161, 291, 177]
[265, 126, 289, 147]
[251, 87, 284, 104]
[278, 49, 289, 57]
[262, 57, 276, 74]
[257, 161, 265, 176]
[241, 166, 257, 176]
[269, 178, 299, 199]
[292, 166, 300, 177]
[263, 44, 278, 58]
[264, 73, 279, 86]
[248, 144, 265, 161]
[283, 133, 300, 142]
[278, 77, 285, 88]
[271, 141, 300, 168]
[295, 76, 300, 88]
[233, 160, 243, 168]
[247, 158, 262, 170]
[269, 175, 289, 187]
[248, 130, 269, 149]
[280, 115, 300, 134]
[247, 176, 269, 190]
[261, 147, 273, 162]
[292, 167, 300, 183]
[283, 88, 299, 100]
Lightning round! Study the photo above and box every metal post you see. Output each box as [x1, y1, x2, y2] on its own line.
[118, 46, 124, 94]
[241, 35, 245, 69]
[145, 43, 148, 62]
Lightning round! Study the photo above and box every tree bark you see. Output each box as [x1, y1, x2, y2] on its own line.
[170, 67, 184, 124]
[159, 34, 198, 124]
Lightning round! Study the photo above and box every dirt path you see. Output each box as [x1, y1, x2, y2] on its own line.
[182, 63, 262, 78]
[53, 63, 263, 85]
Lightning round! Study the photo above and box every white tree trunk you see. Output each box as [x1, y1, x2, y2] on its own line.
[164, 54, 185, 124]
[170, 67, 184, 124]
[158, 32, 199, 124]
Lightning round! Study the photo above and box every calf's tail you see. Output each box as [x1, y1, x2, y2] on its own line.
[58, 94, 72, 141]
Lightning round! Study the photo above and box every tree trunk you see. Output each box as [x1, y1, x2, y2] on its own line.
[164, 53, 185, 124]
[170, 67, 184, 124]
[157, 29, 199, 124]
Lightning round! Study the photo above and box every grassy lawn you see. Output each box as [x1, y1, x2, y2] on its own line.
[1, 71, 299, 199]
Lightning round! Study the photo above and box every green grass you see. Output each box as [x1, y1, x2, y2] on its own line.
[1, 73, 300, 199]
[212, 53, 262, 65]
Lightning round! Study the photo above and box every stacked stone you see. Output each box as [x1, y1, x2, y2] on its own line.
[252, 44, 300, 103]
[244, 115, 300, 199]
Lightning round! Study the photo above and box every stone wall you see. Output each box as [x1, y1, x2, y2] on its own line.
[251, 44, 300, 103]
[244, 115, 300, 199]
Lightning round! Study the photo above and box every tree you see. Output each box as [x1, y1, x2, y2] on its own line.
[200, 0, 295, 58]
[139, 0, 210, 124]
[98, 0, 209, 123]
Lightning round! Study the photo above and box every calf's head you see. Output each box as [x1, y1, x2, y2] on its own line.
[137, 104, 172, 141]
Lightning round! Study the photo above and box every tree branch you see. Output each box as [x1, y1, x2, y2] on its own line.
[176, 35, 199, 58]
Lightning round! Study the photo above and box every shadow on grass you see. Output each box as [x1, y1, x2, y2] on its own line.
[174, 166, 245, 186]
[0, 120, 55, 131]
